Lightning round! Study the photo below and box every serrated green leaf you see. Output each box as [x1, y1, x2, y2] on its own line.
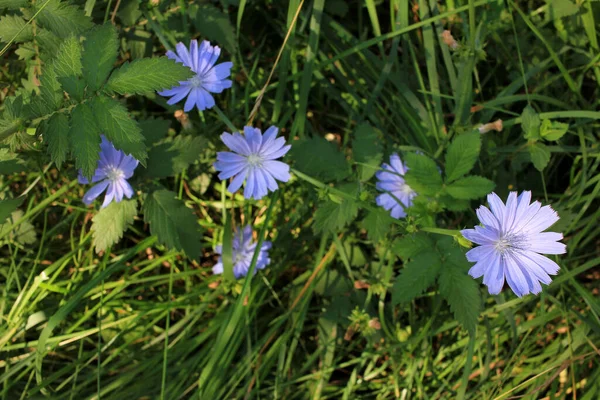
[291, 136, 350, 182]
[540, 119, 569, 141]
[36, 28, 62, 60]
[53, 35, 82, 78]
[313, 198, 359, 234]
[91, 200, 137, 253]
[403, 153, 443, 196]
[57, 75, 85, 100]
[0, 0, 28, 9]
[139, 118, 170, 146]
[0, 210, 36, 244]
[69, 103, 101, 179]
[192, 4, 236, 53]
[392, 252, 441, 305]
[438, 264, 481, 334]
[29, 65, 63, 117]
[36, 0, 92, 38]
[361, 209, 390, 242]
[143, 190, 202, 259]
[391, 232, 434, 261]
[445, 132, 481, 182]
[0, 15, 32, 43]
[82, 23, 119, 91]
[45, 113, 69, 166]
[352, 122, 383, 181]
[0, 197, 23, 223]
[90, 96, 147, 163]
[446, 176, 495, 200]
[140, 135, 206, 178]
[521, 105, 540, 140]
[529, 142, 551, 171]
[105, 57, 194, 95]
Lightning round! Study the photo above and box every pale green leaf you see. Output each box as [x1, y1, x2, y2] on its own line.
[352, 122, 383, 181]
[0, 210, 37, 244]
[540, 119, 569, 141]
[446, 176, 495, 200]
[91, 200, 137, 253]
[143, 190, 202, 259]
[290, 136, 349, 182]
[53, 35, 83, 78]
[45, 113, 69, 166]
[105, 57, 195, 95]
[521, 105, 540, 140]
[82, 23, 119, 91]
[0, 15, 32, 43]
[69, 103, 101, 179]
[36, 0, 92, 38]
[438, 264, 481, 334]
[392, 252, 441, 305]
[529, 142, 551, 171]
[403, 152, 443, 196]
[90, 96, 147, 163]
[445, 132, 481, 182]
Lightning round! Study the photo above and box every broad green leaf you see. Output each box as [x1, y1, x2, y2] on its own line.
[0, 197, 23, 224]
[290, 136, 350, 182]
[141, 135, 207, 178]
[90, 96, 147, 163]
[0, 15, 32, 43]
[82, 23, 119, 91]
[0, 0, 27, 9]
[529, 142, 551, 171]
[105, 57, 194, 95]
[361, 209, 391, 242]
[313, 198, 359, 234]
[445, 132, 481, 182]
[521, 105, 540, 140]
[139, 118, 170, 146]
[36, 0, 92, 38]
[403, 153, 443, 196]
[547, 0, 579, 19]
[392, 252, 442, 305]
[69, 103, 101, 179]
[391, 232, 434, 261]
[540, 119, 569, 141]
[352, 122, 383, 181]
[0, 210, 37, 244]
[45, 113, 69, 166]
[438, 264, 481, 334]
[446, 176, 495, 200]
[143, 190, 202, 259]
[91, 200, 137, 253]
[53, 35, 82, 78]
[192, 4, 236, 53]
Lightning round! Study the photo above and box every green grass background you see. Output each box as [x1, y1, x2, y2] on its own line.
[1, 0, 600, 399]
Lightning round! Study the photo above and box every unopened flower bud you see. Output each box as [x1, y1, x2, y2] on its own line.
[478, 119, 503, 134]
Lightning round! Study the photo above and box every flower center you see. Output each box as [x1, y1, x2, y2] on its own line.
[398, 182, 414, 196]
[106, 166, 125, 182]
[494, 233, 529, 255]
[189, 74, 204, 88]
[246, 154, 263, 168]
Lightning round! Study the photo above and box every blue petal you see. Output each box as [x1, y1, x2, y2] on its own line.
[221, 132, 251, 156]
[244, 169, 257, 199]
[102, 182, 117, 208]
[227, 169, 247, 193]
[263, 160, 290, 182]
[82, 180, 110, 205]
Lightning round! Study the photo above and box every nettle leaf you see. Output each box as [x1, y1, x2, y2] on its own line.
[53, 35, 83, 78]
[445, 132, 481, 182]
[192, 4, 236, 53]
[446, 176, 495, 200]
[521, 105, 541, 140]
[438, 264, 481, 335]
[105, 57, 194, 95]
[403, 153, 442, 196]
[529, 142, 551, 171]
[392, 232, 434, 261]
[143, 190, 202, 259]
[313, 198, 359, 234]
[69, 103, 101, 179]
[361, 209, 391, 242]
[91, 200, 137, 253]
[91, 96, 147, 163]
[540, 119, 569, 141]
[141, 135, 206, 178]
[45, 113, 69, 166]
[290, 136, 350, 182]
[36, 0, 92, 38]
[0, 0, 28, 10]
[352, 122, 383, 181]
[0, 197, 23, 224]
[0, 15, 33, 43]
[82, 23, 119, 92]
[392, 252, 441, 305]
